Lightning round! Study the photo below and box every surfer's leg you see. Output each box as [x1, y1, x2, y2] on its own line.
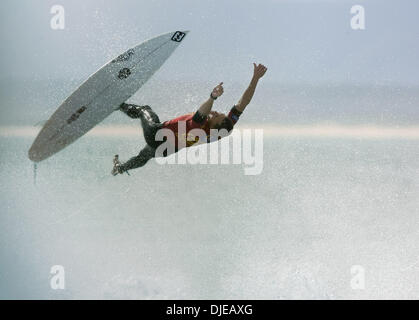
[120, 103, 160, 124]
[136, 106, 165, 148]
[120, 103, 163, 148]
[119, 145, 156, 172]
[138, 105, 161, 123]
[119, 103, 150, 119]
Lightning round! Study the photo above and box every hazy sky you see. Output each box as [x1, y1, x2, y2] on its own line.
[1, 0, 418, 86]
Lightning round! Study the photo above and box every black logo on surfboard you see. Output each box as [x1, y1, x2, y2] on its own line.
[118, 68, 131, 79]
[171, 31, 186, 42]
[112, 49, 134, 63]
[67, 106, 87, 124]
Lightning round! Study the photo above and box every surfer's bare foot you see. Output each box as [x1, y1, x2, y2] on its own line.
[111, 154, 123, 176]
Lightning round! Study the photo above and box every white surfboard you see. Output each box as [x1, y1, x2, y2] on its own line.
[28, 30, 189, 162]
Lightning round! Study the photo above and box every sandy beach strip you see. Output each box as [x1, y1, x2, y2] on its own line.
[1, 124, 419, 139]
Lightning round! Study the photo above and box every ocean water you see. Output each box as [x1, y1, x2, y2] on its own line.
[0, 134, 418, 299]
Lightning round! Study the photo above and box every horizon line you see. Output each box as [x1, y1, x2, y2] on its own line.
[1, 124, 419, 139]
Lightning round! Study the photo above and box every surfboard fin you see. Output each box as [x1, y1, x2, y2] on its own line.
[33, 163, 37, 186]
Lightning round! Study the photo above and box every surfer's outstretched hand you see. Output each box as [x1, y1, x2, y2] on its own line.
[253, 63, 268, 80]
[211, 82, 224, 98]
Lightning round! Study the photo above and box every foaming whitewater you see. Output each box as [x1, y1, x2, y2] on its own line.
[0, 133, 418, 299]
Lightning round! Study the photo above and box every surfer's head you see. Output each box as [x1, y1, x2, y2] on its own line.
[208, 111, 233, 133]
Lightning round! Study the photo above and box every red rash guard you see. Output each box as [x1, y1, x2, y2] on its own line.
[161, 106, 242, 151]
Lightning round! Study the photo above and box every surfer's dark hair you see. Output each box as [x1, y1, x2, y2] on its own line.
[213, 116, 234, 133]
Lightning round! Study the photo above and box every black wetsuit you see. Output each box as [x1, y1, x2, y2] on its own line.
[118, 103, 164, 172]
[118, 103, 241, 173]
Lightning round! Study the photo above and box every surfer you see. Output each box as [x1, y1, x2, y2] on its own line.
[112, 63, 267, 175]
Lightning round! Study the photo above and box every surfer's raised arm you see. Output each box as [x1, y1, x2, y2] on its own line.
[195, 82, 224, 118]
[235, 63, 267, 113]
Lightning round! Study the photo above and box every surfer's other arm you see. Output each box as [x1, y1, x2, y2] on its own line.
[195, 82, 224, 119]
[235, 63, 267, 113]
